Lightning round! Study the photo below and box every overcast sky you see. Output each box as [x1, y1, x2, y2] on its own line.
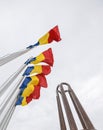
[0, 0, 103, 130]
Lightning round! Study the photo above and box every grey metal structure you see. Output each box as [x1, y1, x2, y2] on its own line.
[56, 82, 96, 130]
[0, 57, 33, 130]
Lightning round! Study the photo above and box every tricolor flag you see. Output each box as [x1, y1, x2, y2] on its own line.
[23, 65, 51, 76]
[28, 48, 54, 66]
[16, 48, 55, 106]
[27, 25, 61, 48]
[20, 74, 47, 90]
[0, 25, 61, 66]
[16, 85, 41, 106]
[16, 74, 47, 106]
[30, 85, 41, 99]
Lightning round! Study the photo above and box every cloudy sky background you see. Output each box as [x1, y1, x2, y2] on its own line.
[0, 0, 103, 130]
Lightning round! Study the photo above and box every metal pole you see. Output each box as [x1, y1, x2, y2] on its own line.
[60, 84, 78, 130]
[2, 103, 16, 130]
[0, 56, 33, 97]
[0, 64, 26, 97]
[69, 86, 96, 130]
[0, 76, 24, 130]
[69, 90, 88, 129]
[0, 76, 24, 114]
[0, 97, 17, 130]
[56, 86, 66, 130]
[0, 49, 30, 66]
[60, 83, 88, 129]
[57, 82, 96, 130]
[0, 56, 33, 130]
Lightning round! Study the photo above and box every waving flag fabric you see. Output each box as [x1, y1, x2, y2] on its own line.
[38, 25, 61, 45]
[16, 48, 54, 106]
[20, 74, 47, 89]
[27, 25, 61, 49]
[16, 85, 41, 106]
[16, 96, 31, 106]
[0, 26, 61, 66]
[16, 47, 55, 106]
[23, 65, 51, 76]
[21, 74, 47, 96]
[16, 96, 30, 106]
[26, 95, 33, 104]
[22, 84, 34, 97]
[29, 48, 54, 66]
[30, 85, 41, 99]
[16, 74, 47, 106]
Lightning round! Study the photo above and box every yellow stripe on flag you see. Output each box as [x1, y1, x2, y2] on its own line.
[38, 33, 49, 45]
[22, 84, 34, 97]
[22, 97, 27, 106]
[30, 53, 45, 64]
[30, 65, 42, 75]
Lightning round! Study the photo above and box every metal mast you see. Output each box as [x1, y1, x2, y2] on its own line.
[56, 82, 96, 130]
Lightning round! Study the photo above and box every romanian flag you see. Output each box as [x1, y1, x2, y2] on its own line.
[38, 25, 61, 45]
[29, 48, 54, 66]
[20, 74, 47, 90]
[30, 85, 41, 99]
[22, 85, 41, 99]
[16, 85, 41, 106]
[20, 74, 47, 98]
[16, 48, 55, 106]
[27, 25, 61, 49]
[21, 84, 35, 97]
[16, 74, 47, 106]
[19, 74, 47, 97]
[0, 26, 61, 66]
[16, 96, 31, 106]
[23, 65, 51, 76]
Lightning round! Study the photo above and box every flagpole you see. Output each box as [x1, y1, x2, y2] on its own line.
[0, 64, 26, 97]
[0, 41, 39, 67]
[0, 76, 24, 113]
[0, 97, 17, 130]
[0, 76, 24, 122]
[0, 48, 30, 66]
[2, 102, 16, 130]
[0, 25, 61, 67]
[0, 57, 33, 97]
[0, 76, 24, 130]
[0, 93, 17, 128]
[0, 57, 33, 130]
